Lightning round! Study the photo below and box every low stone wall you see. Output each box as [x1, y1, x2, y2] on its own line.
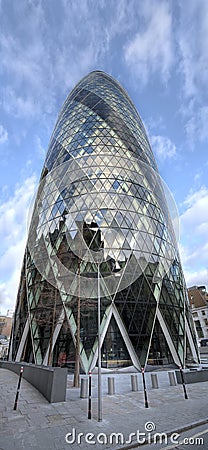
[176, 369, 208, 384]
[0, 361, 67, 403]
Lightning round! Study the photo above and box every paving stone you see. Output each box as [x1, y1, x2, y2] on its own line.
[0, 368, 208, 450]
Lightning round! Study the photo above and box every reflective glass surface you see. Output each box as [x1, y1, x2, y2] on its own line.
[10, 71, 199, 370]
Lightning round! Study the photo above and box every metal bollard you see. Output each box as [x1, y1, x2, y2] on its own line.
[13, 366, 24, 410]
[141, 368, 149, 408]
[80, 378, 88, 398]
[179, 367, 188, 399]
[151, 373, 159, 389]
[168, 371, 177, 386]
[131, 374, 138, 391]
[108, 377, 115, 395]
[88, 372, 92, 419]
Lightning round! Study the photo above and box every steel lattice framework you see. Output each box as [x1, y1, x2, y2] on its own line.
[9, 71, 199, 371]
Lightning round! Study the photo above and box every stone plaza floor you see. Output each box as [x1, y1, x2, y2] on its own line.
[0, 368, 208, 449]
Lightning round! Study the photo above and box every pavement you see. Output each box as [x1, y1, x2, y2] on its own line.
[0, 367, 208, 450]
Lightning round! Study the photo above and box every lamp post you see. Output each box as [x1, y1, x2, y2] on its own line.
[97, 262, 102, 421]
[96, 261, 121, 421]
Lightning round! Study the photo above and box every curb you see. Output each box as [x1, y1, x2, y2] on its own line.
[115, 418, 208, 449]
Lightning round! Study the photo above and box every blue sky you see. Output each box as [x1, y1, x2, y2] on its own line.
[0, 0, 208, 314]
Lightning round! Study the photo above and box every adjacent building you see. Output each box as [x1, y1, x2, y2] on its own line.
[188, 285, 208, 342]
[0, 313, 13, 339]
[0, 311, 13, 359]
[9, 71, 199, 371]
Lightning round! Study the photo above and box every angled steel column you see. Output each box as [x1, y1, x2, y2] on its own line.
[97, 262, 102, 421]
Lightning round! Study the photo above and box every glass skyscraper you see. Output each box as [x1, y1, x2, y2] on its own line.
[9, 71, 199, 371]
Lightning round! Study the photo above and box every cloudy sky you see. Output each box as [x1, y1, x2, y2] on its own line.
[0, 0, 208, 314]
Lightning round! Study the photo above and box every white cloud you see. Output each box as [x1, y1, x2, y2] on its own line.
[2, 87, 40, 118]
[184, 268, 208, 289]
[150, 135, 177, 162]
[124, 0, 174, 84]
[0, 175, 37, 314]
[0, 176, 36, 243]
[0, 124, 8, 144]
[183, 186, 208, 210]
[0, 0, 117, 120]
[0, 241, 26, 314]
[178, 0, 208, 99]
[179, 186, 208, 288]
[185, 106, 208, 146]
[35, 135, 46, 159]
[0, 0, 176, 122]
[0, 280, 16, 315]
[0, 0, 176, 121]
[176, 1, 208, 149]
[0, 1, 92, 119]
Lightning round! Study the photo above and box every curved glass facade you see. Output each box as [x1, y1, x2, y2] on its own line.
[9, 71, 199, 371]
